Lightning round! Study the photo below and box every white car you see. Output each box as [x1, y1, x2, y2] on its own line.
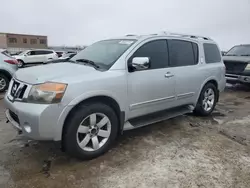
[14, 49, 58, 67]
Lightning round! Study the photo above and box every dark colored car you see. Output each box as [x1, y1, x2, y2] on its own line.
[223, 44, 250, 85]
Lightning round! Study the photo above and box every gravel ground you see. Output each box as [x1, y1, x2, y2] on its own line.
[0, 85, 250, 188]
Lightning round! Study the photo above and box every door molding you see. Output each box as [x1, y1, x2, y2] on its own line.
[177, 92, 195, 100]
[130, 95, 175, 110]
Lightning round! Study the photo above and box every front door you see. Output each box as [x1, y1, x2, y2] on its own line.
[127, 39, 176, 119]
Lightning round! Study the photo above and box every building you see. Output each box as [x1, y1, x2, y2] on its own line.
[0, 32, 48, 53]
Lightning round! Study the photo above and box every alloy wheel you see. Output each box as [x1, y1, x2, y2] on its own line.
[76, 113, 111, 152]
[202, 88, 215, 112]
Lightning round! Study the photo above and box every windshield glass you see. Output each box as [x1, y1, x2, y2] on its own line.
[226, 45, 250, 56]
[71, 39, 136, 69]
[19, 50, 29, 55]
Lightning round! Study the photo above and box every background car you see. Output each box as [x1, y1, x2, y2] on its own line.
[223, 44, 250, 85]
[46, 53, 76, 64]
[0, 49, 18, 92]
[13, 49, 58, 68]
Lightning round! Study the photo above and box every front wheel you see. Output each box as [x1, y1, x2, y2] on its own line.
[194, 83, 218, 116]
[63, 103, 119, 160]
[0, 74, 9, 92]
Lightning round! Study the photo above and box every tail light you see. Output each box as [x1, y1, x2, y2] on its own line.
[4, 59, 18, 64]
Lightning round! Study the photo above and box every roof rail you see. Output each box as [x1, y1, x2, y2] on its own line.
[125, 34, 137, 37]
[161, 31, 212, 40]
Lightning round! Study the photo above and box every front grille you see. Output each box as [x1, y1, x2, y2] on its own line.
[9, 110, 20, 124]
[224, 61, 247, 74]
[10, 80, 27, 99]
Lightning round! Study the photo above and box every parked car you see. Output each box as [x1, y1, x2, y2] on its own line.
[223, 44, 250, 85]
[13, 49, 58, 68]
[46, 53, 76, 64]
[55, 51, 66, 58]
[0, 49, 18, 92]
[4, 33, 226, 159]
[59, 52, 76, 60]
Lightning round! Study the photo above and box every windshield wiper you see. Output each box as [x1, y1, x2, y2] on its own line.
[75, 59, 100, 69]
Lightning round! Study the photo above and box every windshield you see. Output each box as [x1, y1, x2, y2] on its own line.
[19, 50, 29, 55]
[71, 39, 136, 69]
[226, 45, 250, 56]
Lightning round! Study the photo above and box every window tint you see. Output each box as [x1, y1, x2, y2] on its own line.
[29, 51, 36, 55]
[203, 43, 221, 63]
[131, 40, 168, 69]
[192, 43, 199, 63]
[169, 40, 197, 67]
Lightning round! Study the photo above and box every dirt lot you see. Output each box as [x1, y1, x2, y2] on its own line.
[1, 85, 250, 188]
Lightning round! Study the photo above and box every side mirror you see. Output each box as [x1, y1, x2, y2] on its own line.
[131, 57, 150, 71]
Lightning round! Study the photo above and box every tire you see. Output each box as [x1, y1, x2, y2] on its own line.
[63, 102, 119, 160]
[17, 60, 24, 68]
[194, 83, 218, 116]
[0, 74, 9, 92]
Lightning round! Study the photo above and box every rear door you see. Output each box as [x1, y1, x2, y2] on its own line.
[167, 39, 203, 106]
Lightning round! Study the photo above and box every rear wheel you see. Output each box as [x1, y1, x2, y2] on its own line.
[63, 103, 119, 160]
[194, 83, 218, 116]
[0, 74, 9, 92]
[17, 60, 24, 68]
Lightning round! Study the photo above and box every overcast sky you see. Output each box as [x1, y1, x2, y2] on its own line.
[1, 0, 250, 50]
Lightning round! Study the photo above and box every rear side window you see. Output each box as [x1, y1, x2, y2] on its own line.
[203, 43, 221, 63]
[131, 40, 169, 69]
[169, 40, 198, 67]
[45, 51, 53, 54]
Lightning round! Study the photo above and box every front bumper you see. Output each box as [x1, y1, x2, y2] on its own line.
[4, 94, 68, 141]
[225, 74, 250, 83]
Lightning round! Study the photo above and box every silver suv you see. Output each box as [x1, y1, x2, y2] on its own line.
[4, 32, 226, 159]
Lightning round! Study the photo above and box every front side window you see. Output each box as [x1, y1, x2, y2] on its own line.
[29, 51, 36, 55]
[71, 39, 136, 70]
[169, 40, 198, 67]
[203, 43, 221, 63]
[130, 40, 169, 69]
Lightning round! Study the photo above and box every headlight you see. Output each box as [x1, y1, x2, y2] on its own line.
[27, 82, 67, 104]
[245, 64, 250, 70]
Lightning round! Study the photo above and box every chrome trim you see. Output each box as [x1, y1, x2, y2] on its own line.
[5, 110, 22, 131]
[225, 74, 250, 83]
[130, 96, 175, 110]
[7, 78, 31, 102]
[177, 92, 195, 100]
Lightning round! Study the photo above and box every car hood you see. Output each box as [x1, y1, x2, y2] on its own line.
[14, 62, 99, 84]
[223, 56, 250, 63]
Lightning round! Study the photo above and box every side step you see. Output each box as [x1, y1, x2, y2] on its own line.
[123, 105, 193, 131]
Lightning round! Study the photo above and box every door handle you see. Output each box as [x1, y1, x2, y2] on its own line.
[165, 72, 174, 78]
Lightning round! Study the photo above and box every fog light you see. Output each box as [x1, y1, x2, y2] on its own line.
[23, 123, 31, 133]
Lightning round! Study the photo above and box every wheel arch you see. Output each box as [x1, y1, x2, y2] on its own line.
[61, 95, 124, 142]
[196, 78, 219, 104]
[0, 69, 12, 81]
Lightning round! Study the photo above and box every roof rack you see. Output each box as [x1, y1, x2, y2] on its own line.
[125, 34, 137, 37]
[160, 31, 212, 40]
